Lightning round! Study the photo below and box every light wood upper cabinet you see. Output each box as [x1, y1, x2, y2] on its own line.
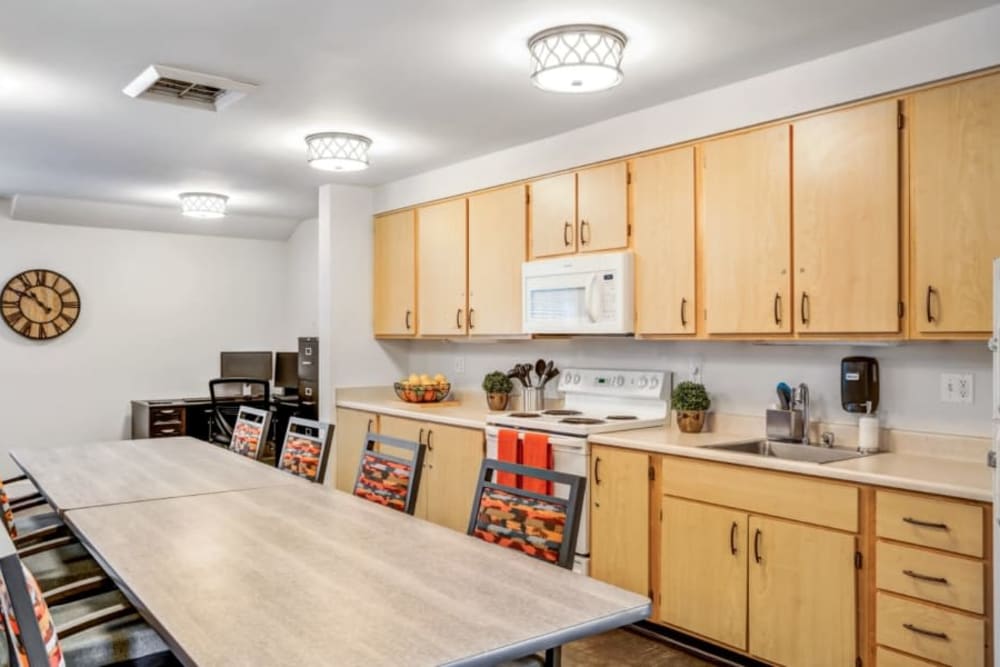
[530, 173, 576, 258]
[702, 126, 792, 334]
[417, 199, 468, 336]
[373, 210, 416, 337]
[633, 148, 696, 335]
[468, 186, 527, 336]
[333, 408, 377, 493]
[748, 516, 856, 666]
[912, 73, 1000, 334]
[793, 100, 901, 334]
[590, 445, 649, 596]
[661, 498, 748, 650]
[577, 162, 629, 253]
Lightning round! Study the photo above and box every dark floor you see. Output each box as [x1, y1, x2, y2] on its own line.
[563, 629, 713, 666]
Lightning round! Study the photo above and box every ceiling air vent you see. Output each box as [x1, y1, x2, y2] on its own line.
[122, 65, 256, 112]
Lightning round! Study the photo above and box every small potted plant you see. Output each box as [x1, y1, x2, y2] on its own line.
[672, 381, 711, 433]
[482, 371, 514, 411]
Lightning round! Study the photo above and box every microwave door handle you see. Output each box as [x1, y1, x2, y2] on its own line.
[585, 274, 600, 323]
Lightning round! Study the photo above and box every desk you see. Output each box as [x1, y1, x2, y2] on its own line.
[65, 484, 650, 666]
[10, 437, 303, 511]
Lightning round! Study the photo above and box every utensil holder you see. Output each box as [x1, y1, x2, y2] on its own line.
[765, 408, 804, 442]
[521, 388, 544, 412]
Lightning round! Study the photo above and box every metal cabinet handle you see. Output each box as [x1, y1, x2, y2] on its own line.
[468, 308, 475, 330]
[405, 310, 412, 330]
[563, 221, 572, 246]
[159, 429, 176, 435]
[903, 516, 949, 530]
[903, 569, 949, 585]
[926, 285, 937, 323]
[594, 456, 602, 485]
[580, 220, 591, 245]
[418, 428, 425, 446]
[426, 430, 434, 451]
[366, 419, 374, 433]
[680, 298, 688, 327]
[456, 309, 464, 330]
[753, 528, 762, 563]
[800, 292, 809, 325]
[903, 623, 949, 641]
[774, 293, 782, 326]
[159, 409, 176, 415]
[729, 522, 738, 555]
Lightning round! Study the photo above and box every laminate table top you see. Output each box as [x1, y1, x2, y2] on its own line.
[65, 484, 651, 666]
[10, 437, 303, 511]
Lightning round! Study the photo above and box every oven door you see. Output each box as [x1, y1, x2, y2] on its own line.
[484, 426, 590, 573]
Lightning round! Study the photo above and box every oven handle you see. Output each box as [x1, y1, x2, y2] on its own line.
[484, 426, 588, 450]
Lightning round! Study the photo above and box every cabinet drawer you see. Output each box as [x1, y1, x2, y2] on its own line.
[876, 646, 939, 666]
[876, 490, 984, 557]
[661, 456, 857, 531]
[876, 592, 985, 667]
[876, 541, 985, 614]
[150, 407, 183, 421]
[150, 424, 184, 438]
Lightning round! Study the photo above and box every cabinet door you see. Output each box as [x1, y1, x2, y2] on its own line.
[748, 516, 856, 666]
[633, 148, 696, 335]
[530, 173, 576, 258]
[417, 199, 468, 336]
[334, 408, 377, 493]
[794, 100, 900, 334]
[661, 497, 748, 650]
[377, 415, 429, 519]
[577, 162, 628, 253]
[912, 73, 1000, 334]
[703, 126, 792, 334]
[468, 186, 527, 336]
[422, 424, 484, 532]
[590, 445, 649, 596]
[373, 211, 416, 336]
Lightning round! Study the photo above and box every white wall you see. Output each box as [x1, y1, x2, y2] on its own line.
[0, 208, 289, 474]
[283, 217, 319, 341]
[407, 339, 993, 437]
[375, 4, 1000, 212]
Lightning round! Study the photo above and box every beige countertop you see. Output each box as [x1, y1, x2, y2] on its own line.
[336, 387, 993, 503]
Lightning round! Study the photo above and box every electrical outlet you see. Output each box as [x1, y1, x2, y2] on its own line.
[453, 356, 465, 374]
[940, 373, 974, 404]
[688, 357, 703, 384]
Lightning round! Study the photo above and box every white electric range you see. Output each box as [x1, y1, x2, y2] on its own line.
[485, 368, 672, 575]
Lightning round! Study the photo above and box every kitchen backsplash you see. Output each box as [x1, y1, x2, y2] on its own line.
[401, 339, 992, 438]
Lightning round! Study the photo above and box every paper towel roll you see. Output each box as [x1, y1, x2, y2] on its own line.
[858, 415, 880, 454]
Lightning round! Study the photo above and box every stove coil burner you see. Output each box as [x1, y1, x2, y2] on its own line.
[606, 415, 639, 420]
[560, 417, 606, 425]
[542, 409, 583, 416]
[508, 412, 541, 418]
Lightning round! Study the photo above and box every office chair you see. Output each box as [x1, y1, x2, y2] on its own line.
[207, 378, 270, 447]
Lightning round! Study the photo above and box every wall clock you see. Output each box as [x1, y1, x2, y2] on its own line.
[1, 269, 81, 340]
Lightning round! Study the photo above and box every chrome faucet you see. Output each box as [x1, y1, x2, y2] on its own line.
[792, 383, 810, 445]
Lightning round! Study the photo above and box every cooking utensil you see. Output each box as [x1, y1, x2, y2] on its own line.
[521, 363, 534, 387]
[507, 367, 526, 388]
[776, 382, 792, 410]
[535, 359, 546, 385]
[542, 366, 560, 388]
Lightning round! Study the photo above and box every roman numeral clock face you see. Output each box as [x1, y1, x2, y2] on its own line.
[2, 270, 81, 340]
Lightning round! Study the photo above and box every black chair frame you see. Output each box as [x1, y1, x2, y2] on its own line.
[230, 406, 273, 461]
[208, 378, 270, 445]
[352, 432, 426, 515]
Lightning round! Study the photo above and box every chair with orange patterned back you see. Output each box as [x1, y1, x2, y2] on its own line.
[277, 418, 333, 483]
[352, 433, 425, 515]
[229, 406, 272, 461]
[466, 459, 585, 571]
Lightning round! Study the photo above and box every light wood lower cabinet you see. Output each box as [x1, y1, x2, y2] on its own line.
[661, 498, 748, 650]
[333, 408, 378, 493]
[590, 445, 650, 596]
[378, 415, 483, 531]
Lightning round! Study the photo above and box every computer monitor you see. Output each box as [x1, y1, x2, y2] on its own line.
[220, 351, 273, 381]
[274, 352, 299, 389]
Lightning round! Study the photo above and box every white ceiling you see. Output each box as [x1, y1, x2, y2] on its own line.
[1, 0, 996, 233]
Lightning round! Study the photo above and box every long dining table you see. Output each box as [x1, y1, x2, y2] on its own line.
[11, 437, 651, 666]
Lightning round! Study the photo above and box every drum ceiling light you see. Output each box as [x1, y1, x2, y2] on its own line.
[305, 132, 372, 172]
[179, 192, 228, 219]
[528, 24, 627, 93]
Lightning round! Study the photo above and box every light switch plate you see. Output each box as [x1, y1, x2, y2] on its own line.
[453, 356, 465, 374]
[940, 373, 974, 404]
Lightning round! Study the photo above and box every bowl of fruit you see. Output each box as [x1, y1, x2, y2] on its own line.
[394, 373, 452, 403]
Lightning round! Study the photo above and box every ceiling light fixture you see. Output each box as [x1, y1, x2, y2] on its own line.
[305, 132, 372, 172]
[528, 24, 627, 93]
[179, 192, 228, 219]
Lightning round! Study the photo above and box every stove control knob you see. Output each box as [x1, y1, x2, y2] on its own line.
[637, 376, 649, 389]
[615, 375, 625, 387]
[573, 373, 582, 385]
[650, 376, 660, 389]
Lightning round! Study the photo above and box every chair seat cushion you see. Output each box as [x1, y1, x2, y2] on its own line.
[51, 590, 174, 666]
[25, 542, 105, 590]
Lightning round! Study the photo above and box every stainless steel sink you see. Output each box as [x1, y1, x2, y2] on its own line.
[703, 440, 875, 464]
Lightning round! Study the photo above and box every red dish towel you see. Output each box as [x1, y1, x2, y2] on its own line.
[497, 429, 521, 488]
[521, 432, 553, 495]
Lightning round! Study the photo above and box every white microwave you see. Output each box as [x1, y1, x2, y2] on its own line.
[523, 251, 634, 335]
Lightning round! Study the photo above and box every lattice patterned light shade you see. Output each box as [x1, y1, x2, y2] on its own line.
[179, 192, 228, 219]
[528, 24, 627, 93]
[305, 132, 372, 172]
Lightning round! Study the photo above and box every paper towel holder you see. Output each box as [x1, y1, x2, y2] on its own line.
[841, 356, 879, 414]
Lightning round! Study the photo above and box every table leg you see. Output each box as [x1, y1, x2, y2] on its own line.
[544, 646, 562, 667]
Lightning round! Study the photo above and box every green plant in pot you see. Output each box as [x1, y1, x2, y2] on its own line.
[482, 371, 513, 411]
[672, 381, 711, 433]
